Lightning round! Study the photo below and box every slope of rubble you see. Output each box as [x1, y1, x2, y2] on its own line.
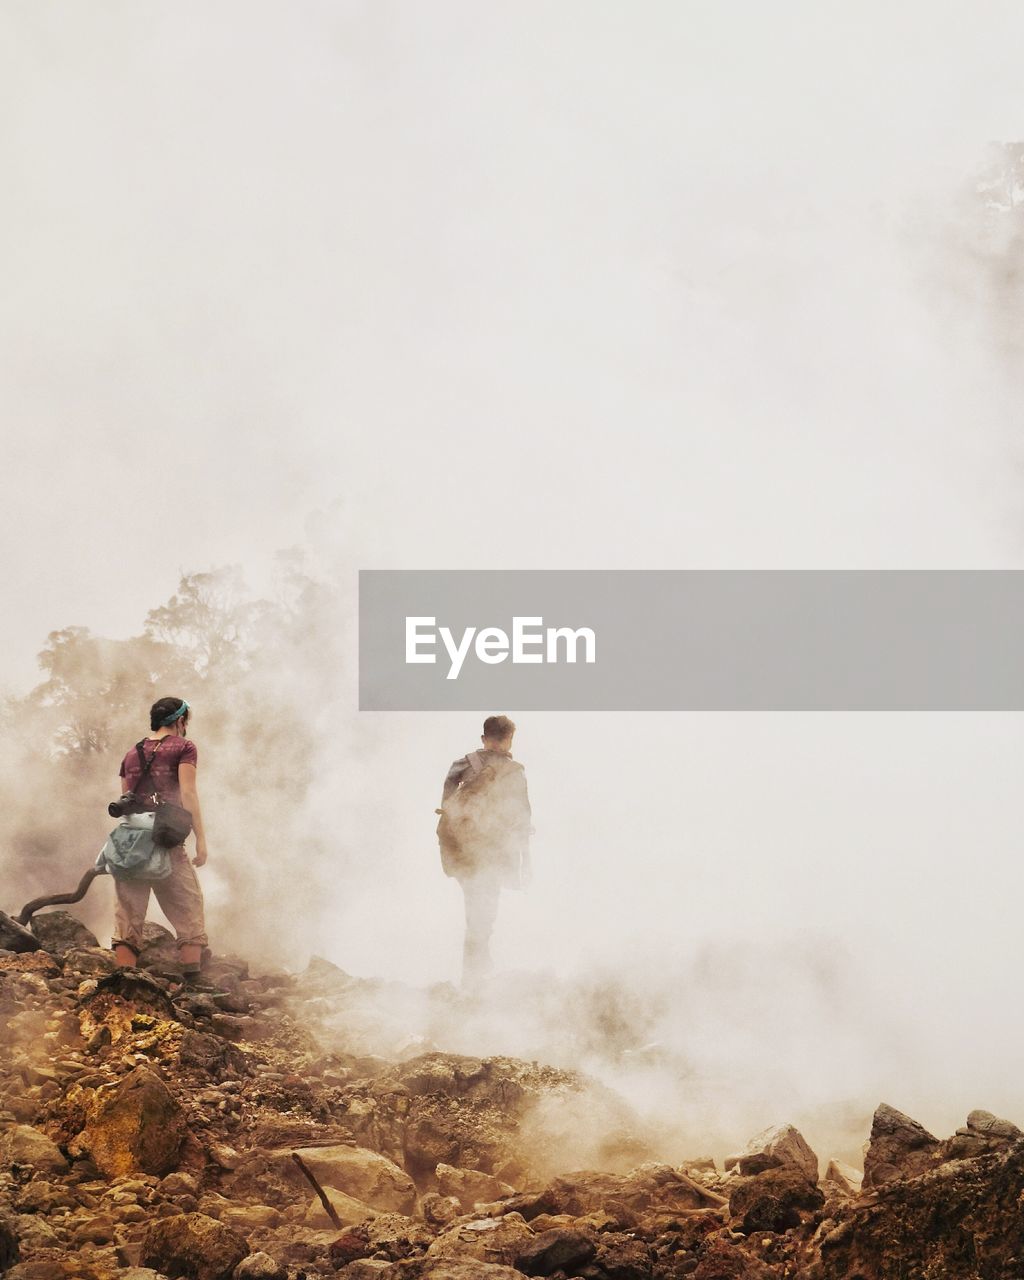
[2, 909, 1024, 1280]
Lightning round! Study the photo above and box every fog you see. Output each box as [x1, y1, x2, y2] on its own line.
[3, 1, 1024, 1166]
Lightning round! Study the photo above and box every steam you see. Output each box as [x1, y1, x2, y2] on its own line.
[3, 1, 1024, 1170]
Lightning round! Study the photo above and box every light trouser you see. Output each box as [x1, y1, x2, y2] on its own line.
[459, 870, 502, 987]
[112, 846, 208, 961]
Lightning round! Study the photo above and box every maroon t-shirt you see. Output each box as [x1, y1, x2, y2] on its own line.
[119, 736, 197, 808]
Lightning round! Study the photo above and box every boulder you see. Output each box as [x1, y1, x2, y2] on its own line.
[818, 1140, 1024, 1278]
[343, 1052, 644, 1184]
[724, 1123, 819, 1182]
[232, 1254, 287, 1280]
[728, 1165, 825, 1233]
[178, 1029, 247, 1075]
[29, 910, 99, 956]
[426, 1212, 533, 1265]
[0, 1125, 68, 1174]
[692, 1236, 776, 1279]
[90, 967, 179, 1021]
[62, 946, 117, 978]
[945, 1108, 1024, 1159]
[303, 1186, 380, 1228]
[436, 1161, 514, 1209]
[863, 1103, 941, 1188]
[78, 1065, 187, 1178]
[0, 1213, 19, 1271]
[422, 1193, 462, 1226]
[519, 1163, 724, 1224]
[0, 950, 59, 976]
[142, 1212, 250, 1280]
[594, 1235, 654, 1278]
[362, 1211, 434, 1258]
[286, 1144, 416, 1213]
[822, 1158, 863, 1197]
[400, 1264, 525, 1279]
[0, 911, 40, 953]
[138, 921, 181, 969]
[514, 1227, 597, 1276]
[219, 1206, 283, 1232]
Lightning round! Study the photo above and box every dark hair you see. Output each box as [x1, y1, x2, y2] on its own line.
[483, 714, 515, 740]
[150, 696, 189, 732]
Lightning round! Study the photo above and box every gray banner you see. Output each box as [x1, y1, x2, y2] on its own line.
[359, 570, 1024, 710]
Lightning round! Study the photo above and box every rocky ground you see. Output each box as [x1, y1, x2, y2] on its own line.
[2, 908, 1024, 1280]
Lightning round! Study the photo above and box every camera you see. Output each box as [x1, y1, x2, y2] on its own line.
[108, 794, 151, 819]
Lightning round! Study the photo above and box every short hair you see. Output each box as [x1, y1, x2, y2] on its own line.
[483, 714, 516, 740]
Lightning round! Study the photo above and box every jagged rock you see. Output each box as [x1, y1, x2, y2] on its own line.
[138, 921, 181, 969]
[517, 1163, 724, 1225]
[819, 1141, 1024, 1278]
[862, 1103, 942, 1188]
[362, 1211, 434, 1259]
[160, 1172, 201, 1197]
[0, 950, 58, 976]
[62, 946, 118, 978]
[728, 1166, 825, 1233]
[514, 1227, 597, 1276]
[436, 1161, 514, 1208]
[77, 1065, 187, 1177]
[343, 1263, 393, 1279]
[0, 1124, 68, 1174]
[4, 1264, 70, 1280]
[421, 1193, 462, 1225]
[142, 1212, 250, 1280]
[426, 1212, 533, 1265]
[343, 1053, 644, 1184]
[724, 1123, 819, 1182]
[821, 1158, 863, 1197]
[91, 966, 179, 1017]
[178, 1029, 247, 1075]
[300, 954, 361, 995]
[396, 1263, 525, 1279]
[232, 1253, 286, 1280]
[277, 1144, 416, 1213]
[220, 1205, 284, 1232]
[692, 1236, 776, 1279]
[594, 1234, 654, 1277]
[0, 911, 40, 953]
[823, 1160, 862, 1198]
[945, 1108, 1023, 1159]
[0, 1213, 19, 1270]
[964, 1108, 1022, 1140]
[29, 911, 99, 956]
[303, 1186, 381, 1228]
[235, 1146, 414, 1213]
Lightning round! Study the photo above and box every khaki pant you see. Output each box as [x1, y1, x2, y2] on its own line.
[460, 870, 502, 986]
[112, 847, 208, 955]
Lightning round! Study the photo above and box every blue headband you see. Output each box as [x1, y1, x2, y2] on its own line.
[161, 700, 189, 725]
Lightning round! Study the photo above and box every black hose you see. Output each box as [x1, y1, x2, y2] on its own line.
[16, 865, 107, 925]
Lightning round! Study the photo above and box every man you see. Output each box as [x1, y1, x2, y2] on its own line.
[436, 714, 532, 986]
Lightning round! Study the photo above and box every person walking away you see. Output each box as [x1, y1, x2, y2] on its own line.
[111, 696, 210, 982]
[436, 714, 532, 986]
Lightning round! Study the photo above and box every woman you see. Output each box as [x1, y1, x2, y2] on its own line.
[112, 695, 210, 977]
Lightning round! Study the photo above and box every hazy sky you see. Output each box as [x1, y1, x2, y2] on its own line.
[4, 2, 1024, 1152]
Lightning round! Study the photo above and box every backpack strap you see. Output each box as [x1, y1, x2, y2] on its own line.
[129, 739, 165, 801]
[463, 751, 484, 777]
